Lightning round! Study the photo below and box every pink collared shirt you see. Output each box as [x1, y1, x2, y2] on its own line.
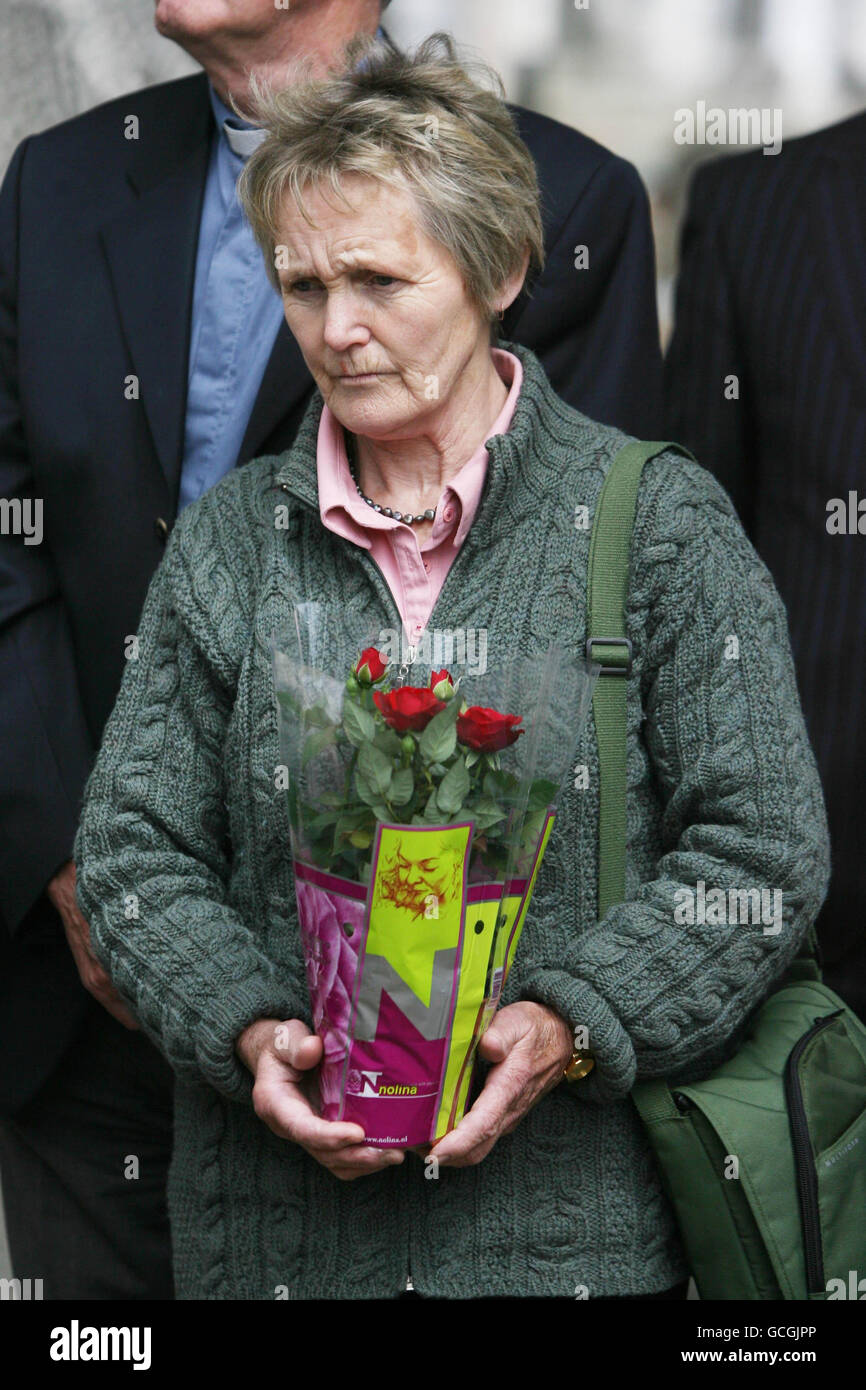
[317, 348, 523, 647]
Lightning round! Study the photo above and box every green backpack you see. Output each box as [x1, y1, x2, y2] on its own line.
[588, 439, 866, 1301]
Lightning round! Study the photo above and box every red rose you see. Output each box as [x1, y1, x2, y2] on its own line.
[373, 686, 445, 732]
[457, 705, 523, 752]
[354, 647, 387, 685]
[430, 669, 455, 699]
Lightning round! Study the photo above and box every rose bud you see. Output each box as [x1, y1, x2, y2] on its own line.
[457, 705, 524, 752]
[430, 669, 455, 700]
[354, 647, 388, 686]
[373, 686, 445, 732]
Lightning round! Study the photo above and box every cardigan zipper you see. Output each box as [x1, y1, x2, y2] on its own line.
[355, 528, 480, 663]
[784, 1010, 843, 1294]
[276, 487, 440, 1302]
[277, 473, 482, 1302]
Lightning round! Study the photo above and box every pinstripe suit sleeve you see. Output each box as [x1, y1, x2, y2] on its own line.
[664, 162, 757, 539]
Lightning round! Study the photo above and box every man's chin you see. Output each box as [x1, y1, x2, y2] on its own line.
[153, 1, 213, 43]
[153, 8, 185, 42]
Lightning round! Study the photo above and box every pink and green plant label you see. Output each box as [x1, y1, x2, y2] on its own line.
[294, 812, 555, 1146]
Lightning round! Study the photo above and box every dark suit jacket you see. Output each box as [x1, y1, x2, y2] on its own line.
[0, 67, 663, 1112]
[665, 112, 866, 1017]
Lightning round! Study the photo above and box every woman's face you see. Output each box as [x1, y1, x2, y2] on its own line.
[273, 174, 493, 439]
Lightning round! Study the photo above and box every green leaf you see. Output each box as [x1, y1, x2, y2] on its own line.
[483, 770, 509, 798]
[356, 789, 390, 825]
[422, 789, 442, 824]
[352, 769, 392, 821]
[388, 765, 415, 806]
[519, 808, 548, 852]
[334, 809, 371, 840]
[419, 706, 458, 764]
[305, 702, 332, 730]
[349, 828, 373, 849]
[302, 809, 339, 836]
[373, 728, 403, 758]
[358, 741, 393, 797]
[301, 725, 337, 767]
[470, 796, 506, 831]
[319, 791, 345, 809]
[342, 699, 376, 748]
[465, 748, 481, 769]
[528, 777, 559, 811]
[276, 690, 302, 717]
[354, 770, 379, 808]
[437, 757, 470, 815]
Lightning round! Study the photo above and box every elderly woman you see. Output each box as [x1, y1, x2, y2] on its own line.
[75, 35, 829, 1300]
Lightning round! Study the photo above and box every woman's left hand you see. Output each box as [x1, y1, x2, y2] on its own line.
[422, 1001, 574, 1167]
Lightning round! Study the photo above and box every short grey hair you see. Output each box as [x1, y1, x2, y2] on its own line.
[236, 32, 544, 320]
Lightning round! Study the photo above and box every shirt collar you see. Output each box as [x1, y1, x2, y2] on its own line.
[208, 83, 267, 160]
[449, 349, 522, 545]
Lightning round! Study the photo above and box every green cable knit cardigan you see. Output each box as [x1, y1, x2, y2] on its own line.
[74, 342, 830, 1300]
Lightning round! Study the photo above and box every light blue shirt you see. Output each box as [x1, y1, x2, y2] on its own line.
[179, 28, 387, 513]
[178, 85, 285, 513]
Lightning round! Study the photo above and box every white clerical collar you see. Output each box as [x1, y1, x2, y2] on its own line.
[223, 122, 268, 158]
[208, 83, 268, 159]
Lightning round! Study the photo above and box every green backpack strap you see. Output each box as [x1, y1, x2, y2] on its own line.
[586, 438, 822, 978]
[587, 440, 692, 920]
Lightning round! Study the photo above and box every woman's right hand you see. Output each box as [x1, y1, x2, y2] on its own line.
[236, 1017, 406, 1181]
